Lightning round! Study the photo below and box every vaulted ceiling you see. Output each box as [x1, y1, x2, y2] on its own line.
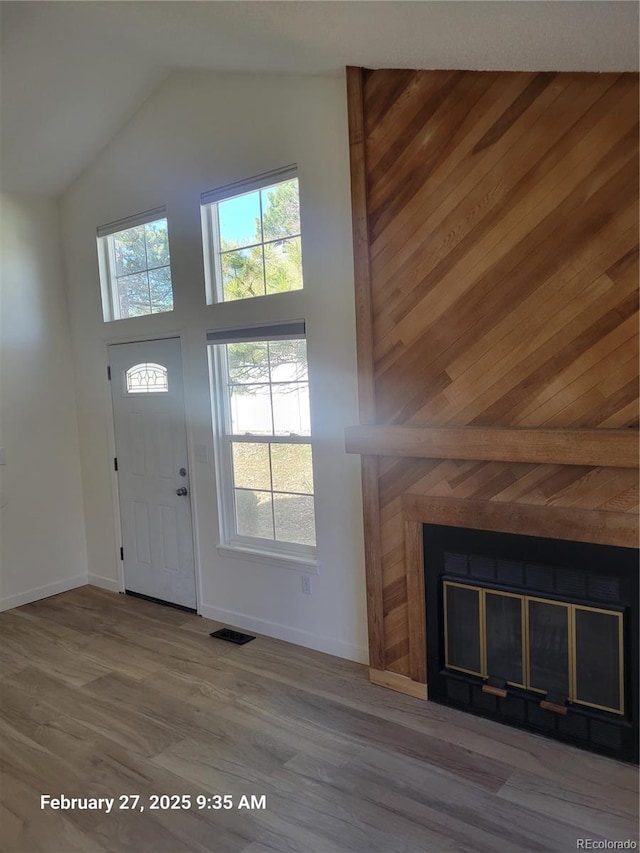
[1, 1, 638, 196]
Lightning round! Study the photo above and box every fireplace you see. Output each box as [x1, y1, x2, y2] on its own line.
[424, 524, 638, 763]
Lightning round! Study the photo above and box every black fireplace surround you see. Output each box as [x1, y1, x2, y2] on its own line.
[424, 524, 639, 764]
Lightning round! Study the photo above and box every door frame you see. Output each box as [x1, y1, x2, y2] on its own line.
[102, 329, 202, 613]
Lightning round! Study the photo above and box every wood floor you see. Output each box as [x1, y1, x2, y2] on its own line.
[0, 587, 637, 853]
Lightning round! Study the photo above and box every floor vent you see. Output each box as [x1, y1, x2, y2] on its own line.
[210, 628, 256, 645]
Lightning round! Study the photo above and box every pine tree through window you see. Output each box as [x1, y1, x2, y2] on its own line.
[204, 170, 316, 564]
[97, 210, 174, 321]
[208, 323, 316, 560]
[201, 168, 303, 303]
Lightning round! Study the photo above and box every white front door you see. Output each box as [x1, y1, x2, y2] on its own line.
[109, 338, 197, 610]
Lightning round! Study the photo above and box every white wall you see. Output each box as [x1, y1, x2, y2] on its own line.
[0, 194, 87, 609]
[60, 71, 368, 662]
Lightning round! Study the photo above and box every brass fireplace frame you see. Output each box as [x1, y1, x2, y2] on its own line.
[443, 579, 625, 716]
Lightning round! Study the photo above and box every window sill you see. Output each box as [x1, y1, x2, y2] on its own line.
[216, 543, 319, 573]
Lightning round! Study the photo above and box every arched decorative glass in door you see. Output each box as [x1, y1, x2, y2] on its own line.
[125, 362, 168, 394]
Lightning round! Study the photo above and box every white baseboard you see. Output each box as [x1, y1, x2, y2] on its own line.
[199, 603, 369, 664]
[88, 574, 120, 593]
[0, 574, 88, 612]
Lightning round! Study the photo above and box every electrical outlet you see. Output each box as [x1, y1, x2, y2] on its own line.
[301, 575, 312, 595]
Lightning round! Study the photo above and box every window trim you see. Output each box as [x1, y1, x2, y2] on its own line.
[201, 165, 297, 207]
[208, 325, 317, 566]
[201, 165, 300, 305]
[96, 207, 173, 322]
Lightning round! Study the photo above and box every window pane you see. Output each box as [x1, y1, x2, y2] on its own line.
[261, 179, 300, 241]
[235, 489, 274, 539]
[117, 272, 150, 317]
[126, 363, 168, 394]
[148, 267, 173, 314]
[271, 444, 313, 494]
[210, 330, 315, 554]
[99, 215, 174, 322]
[218, 191, 261, 250]
[232, 443, 271, 491]
[268, 339, 308, 382]
[274, 494, 315, 546]
[206, 175, 303, 305]
[113, 224, 146, 276]
[227, 342, 270, 384]
[221, 246, 265, 301]
[272, 383, 310, 435]
[144, 219, 170, 267]
[264, 237, 303, 295]
[230, 384, 273, 435]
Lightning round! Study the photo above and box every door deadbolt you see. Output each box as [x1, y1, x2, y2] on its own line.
[179, 467, 187, 477]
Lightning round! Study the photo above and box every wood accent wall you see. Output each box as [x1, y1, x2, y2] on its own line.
[346, 68, 639, 680]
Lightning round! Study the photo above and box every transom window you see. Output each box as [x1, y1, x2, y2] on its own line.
[201, 167, 303, 303]
[97, 209, 174, 321]
[208, 323, 316, 559]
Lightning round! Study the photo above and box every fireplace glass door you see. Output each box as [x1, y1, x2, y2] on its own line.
[443, 580, 624, 715]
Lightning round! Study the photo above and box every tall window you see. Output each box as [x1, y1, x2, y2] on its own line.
[204, 169, 315, 563]
[208, 323, 316, 560]
[201, 167, 303, 303]
[97, 208, 174, 321]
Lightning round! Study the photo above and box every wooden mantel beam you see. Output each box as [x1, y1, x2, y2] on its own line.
[403, 494, 638, 549]
[345, 425, 638, 470]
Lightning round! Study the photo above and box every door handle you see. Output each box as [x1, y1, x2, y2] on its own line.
[176, 487, 188, 497]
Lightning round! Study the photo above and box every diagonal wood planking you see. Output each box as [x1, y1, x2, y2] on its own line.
[353, 69, 639, 675]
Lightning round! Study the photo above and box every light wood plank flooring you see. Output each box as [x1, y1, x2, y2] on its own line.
[0, 586, 637, 853]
